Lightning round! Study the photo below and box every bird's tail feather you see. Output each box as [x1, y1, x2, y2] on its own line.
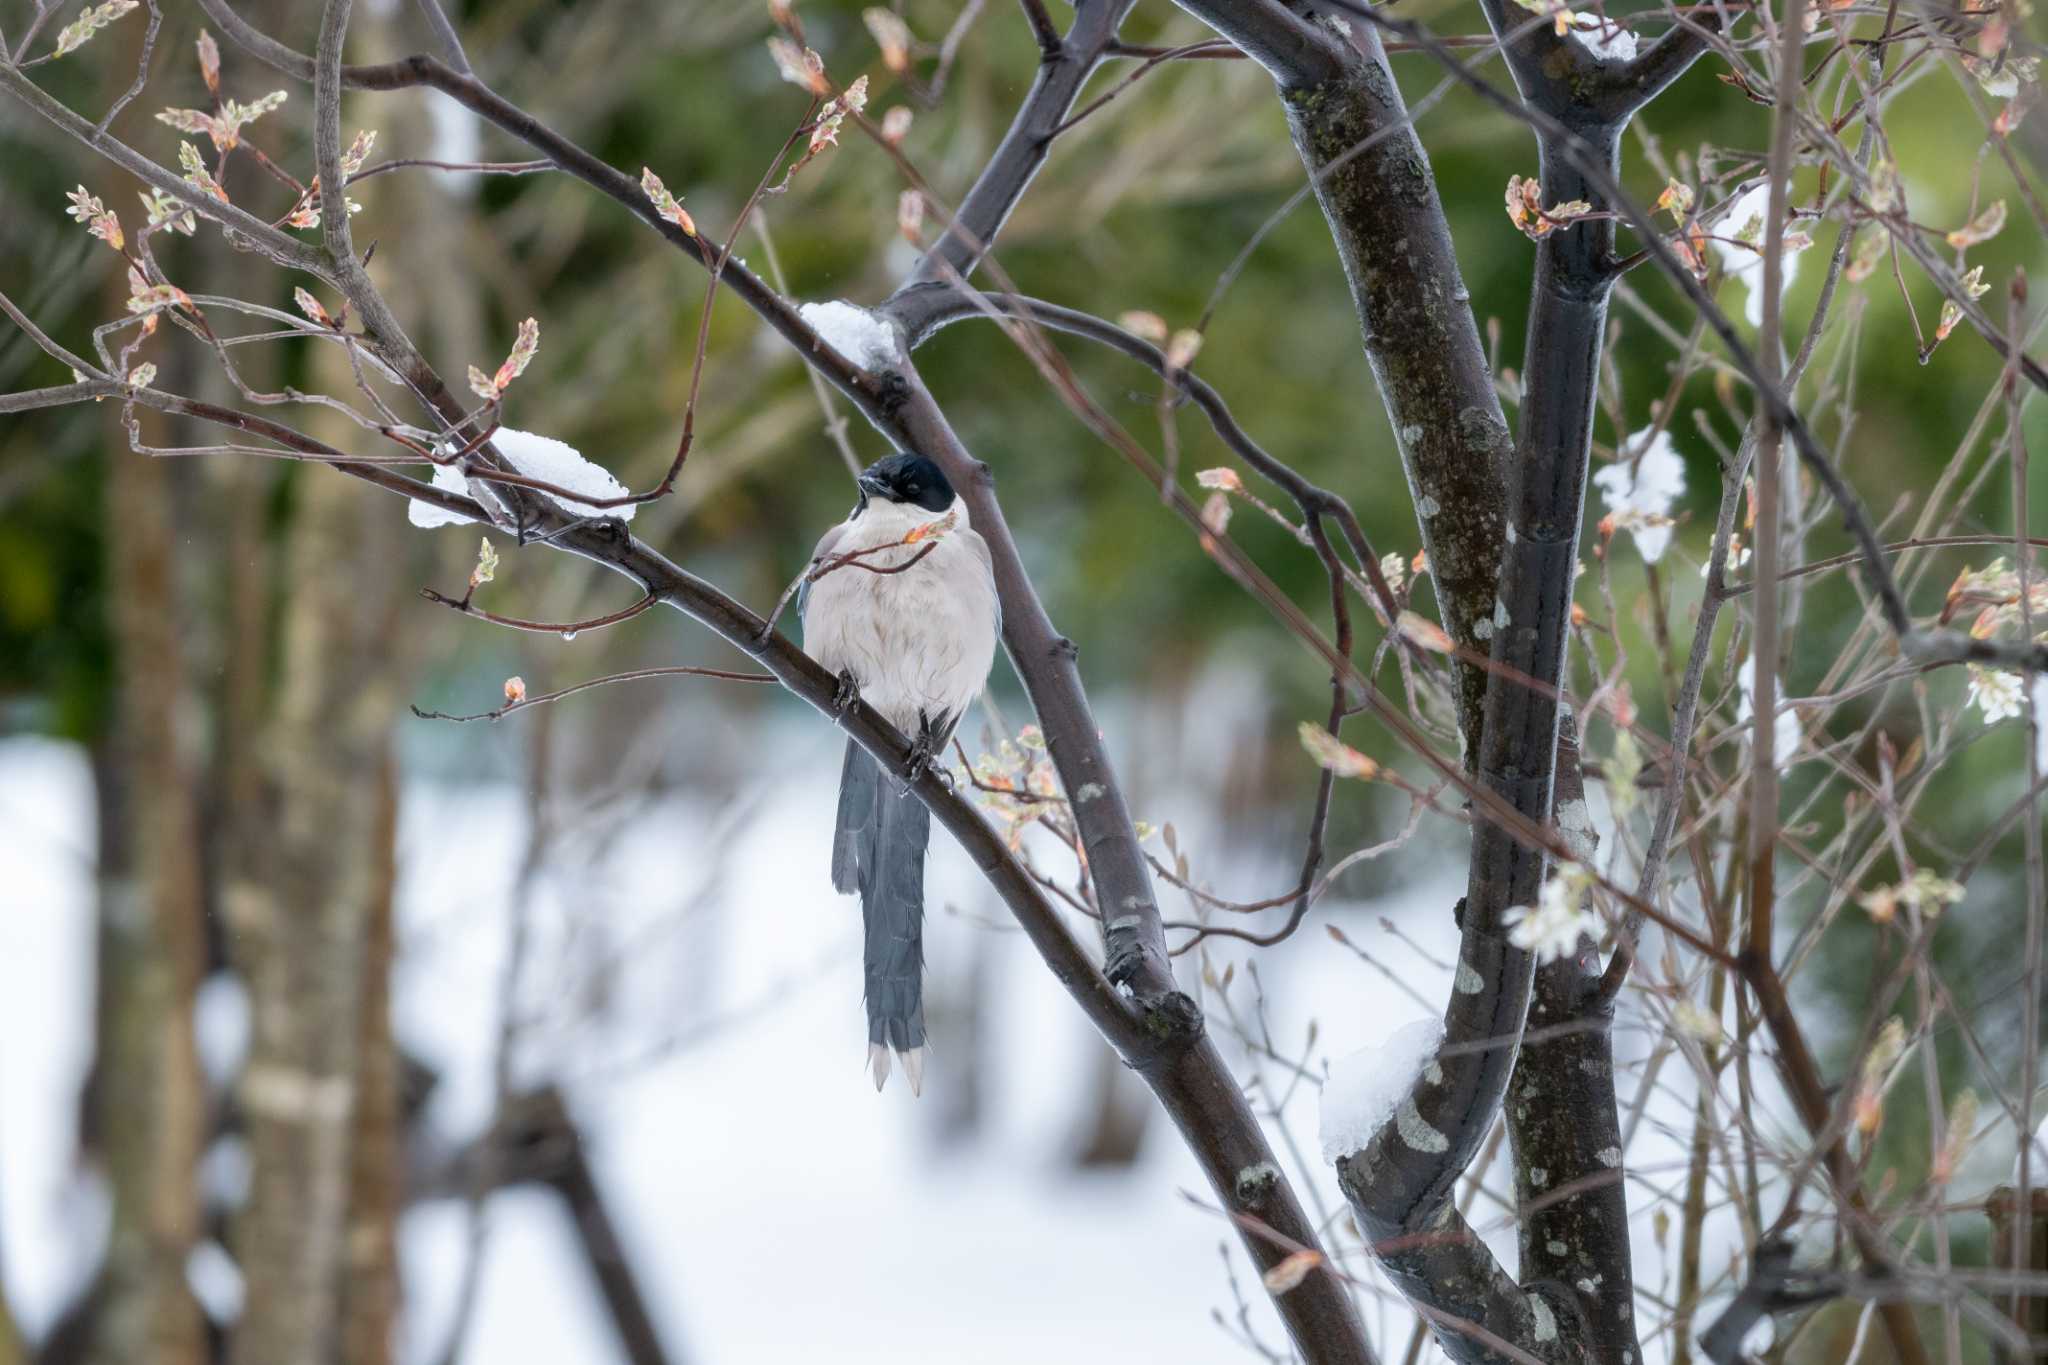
[833, 740, 929, 1095]
[831, 738, 880, 895]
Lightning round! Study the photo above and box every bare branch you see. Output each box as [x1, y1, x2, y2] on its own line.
[411, 665, 776, 724]
[0, 61, 327, 275]
[899, 0, 1137, 287]
[1168, 0, 1350, 88]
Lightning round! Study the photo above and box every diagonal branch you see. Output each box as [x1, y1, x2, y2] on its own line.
[1176, 0, 1511, 759]
[1171, 0, 1349, 88]
[187, 0, 882, 406]
[1165, 14, 1528, 1359]
[893, 286, 1405, 627]
[898, 0, 1137, 287]
[0, 60, 327, 276]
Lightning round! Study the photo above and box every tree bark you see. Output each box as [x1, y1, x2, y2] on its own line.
[1505, 725, 1640, 1365]
[340, 756, 402, 1365]
[227, 436, 407, 1365]
[87, 414, 209, 1365]
[1278, 42, 1512, 759]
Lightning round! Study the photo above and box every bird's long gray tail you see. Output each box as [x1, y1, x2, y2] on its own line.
[832, 739, 928, 1095]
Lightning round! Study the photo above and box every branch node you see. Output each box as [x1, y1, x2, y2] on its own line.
[1131, 988, 1204, 1057]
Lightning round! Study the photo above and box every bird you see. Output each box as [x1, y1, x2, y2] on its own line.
[800, 450, 1000, 1095]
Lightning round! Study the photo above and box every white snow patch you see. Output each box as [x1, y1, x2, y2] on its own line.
[408, 427, 638, 529]
[0, 731, 1487, 1365]
[186, 1240, 246, 1323]
[1593, 427, 1687, 563]
[2035, 678, 2048, 773]
[201, 1136, 252, 1208]
[0, 739, 103, 1338]
[194, 971, 250, 1088]
[1736, 656, 1803, 772]
[492, 428, 637, 521]
[426, 96, 483, 193]
[1711, 182, 1804, 329]
[1743, 1315, 1776, 1356]
[797, 300, 902, 371]
[407, 461, 475, 528]
[1320, 1016, 1444, 1162]
[1569, 20, 1638, 61]
[2013, 1113, 2048, 1184]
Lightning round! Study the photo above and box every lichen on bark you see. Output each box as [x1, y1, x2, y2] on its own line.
[1279, 46, 1510, 761]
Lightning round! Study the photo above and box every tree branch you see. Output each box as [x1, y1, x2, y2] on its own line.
[1316, 0, 2045, 672]
[1168, 0, 1349, 89]
[898, 0, 1137, 287]
[186, 0, 883, 406]
[0, 61, 328, 277]
[893, 286, 1405, 627]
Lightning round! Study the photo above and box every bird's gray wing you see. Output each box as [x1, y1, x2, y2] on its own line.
[796, 521, 848, 631]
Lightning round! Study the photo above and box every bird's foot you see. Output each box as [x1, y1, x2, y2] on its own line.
[903, 719, 943, 785]
[832, 669, 861, 714]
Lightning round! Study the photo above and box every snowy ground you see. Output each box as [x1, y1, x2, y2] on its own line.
[4, 729, 1455, 1363]
[5, 723, 2025, 1363]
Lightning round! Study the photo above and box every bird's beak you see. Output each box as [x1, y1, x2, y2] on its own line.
[857, 473, 889, 499]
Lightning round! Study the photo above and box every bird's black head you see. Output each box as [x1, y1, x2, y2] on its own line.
[856, 451, 954, 514]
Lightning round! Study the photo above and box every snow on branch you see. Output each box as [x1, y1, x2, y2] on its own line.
[1319, 1016, 1445, 1163]
[796, 300, 901, 372]
[407, 428, 638, 529]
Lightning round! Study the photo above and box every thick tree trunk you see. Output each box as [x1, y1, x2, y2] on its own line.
[1280, 45, 1511, 759]
[1506, 725, 1640, 1365]
[224, 8, 428, 1350]
[88, 417, 210, 1365]
[226, 422, 407, 1365]
[340, 757, 402, 1365]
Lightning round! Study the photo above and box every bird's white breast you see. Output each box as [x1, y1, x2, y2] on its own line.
[803, 501, 999, 735]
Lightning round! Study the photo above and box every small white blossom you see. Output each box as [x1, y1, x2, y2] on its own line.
[1702, 534, 1750, 578]
[1711, 182, 1807, 329]
[1858, 868, 1966, 923]
[1593, 427, 1687, 563]
[1672, 998, 1723, 1042]
[1967, 665, 2025, 723]
[1504, 863, 1597, 964]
